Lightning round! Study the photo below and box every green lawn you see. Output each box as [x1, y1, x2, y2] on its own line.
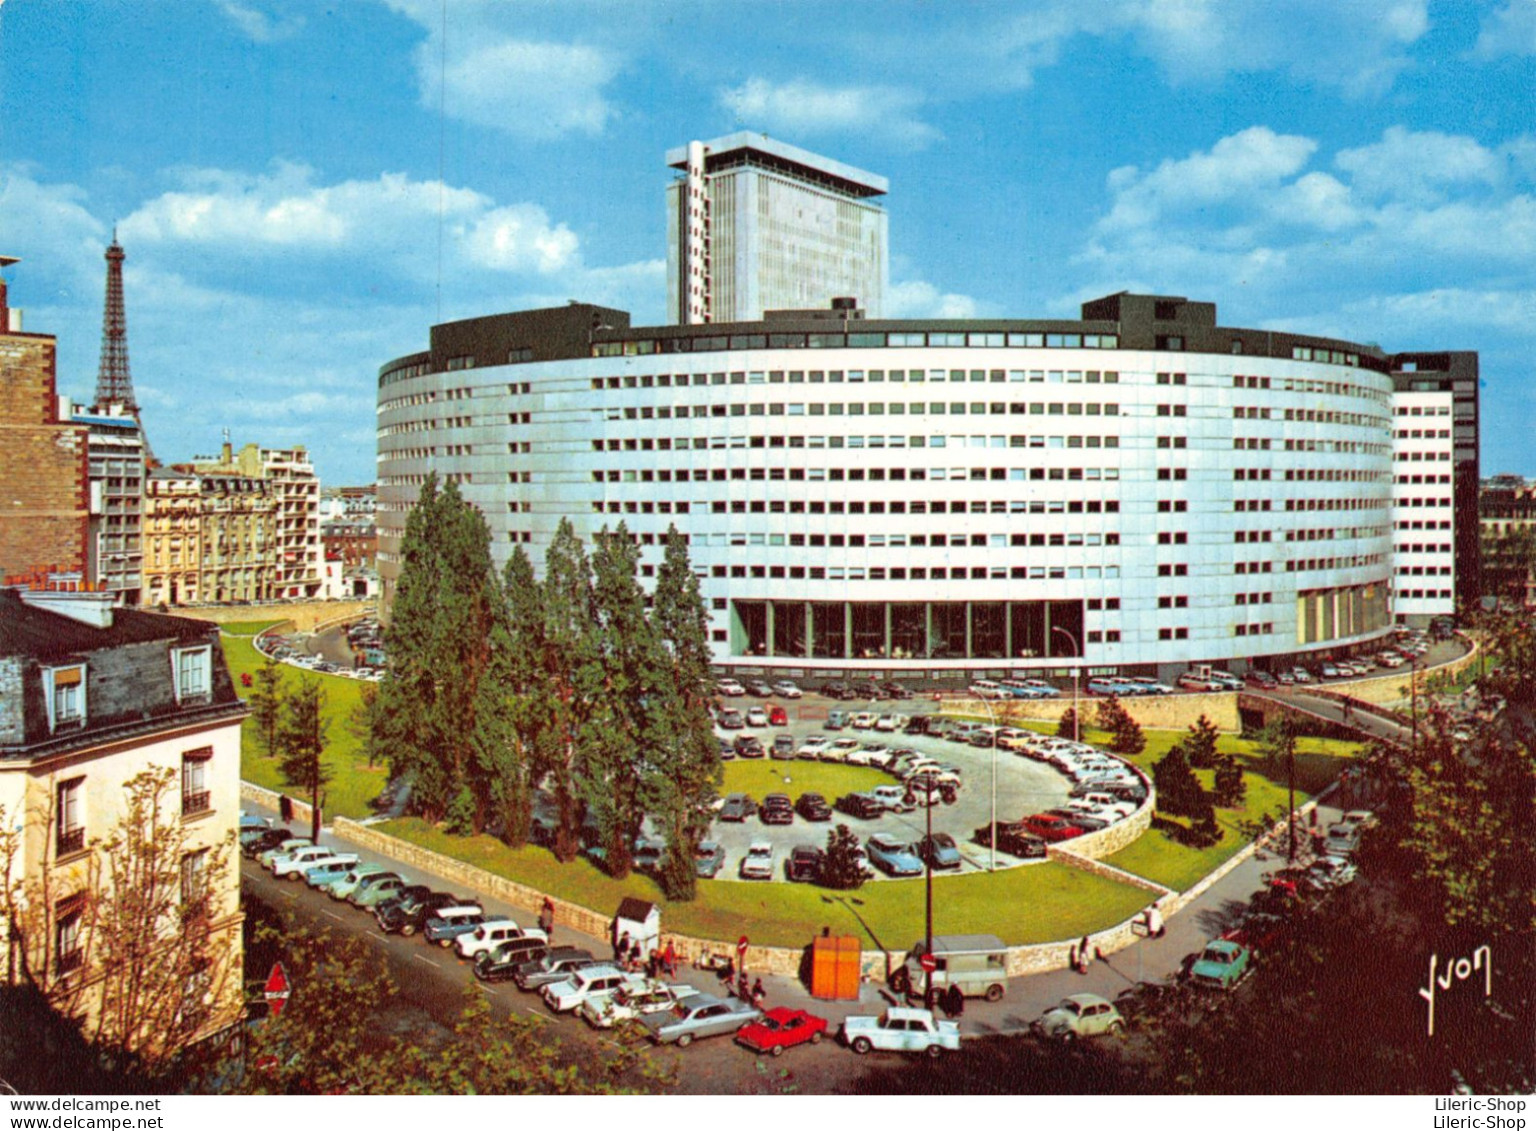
[720, 760, 893, 801]
[378, 817, 1153, 949]
[221, 622, 386, 821]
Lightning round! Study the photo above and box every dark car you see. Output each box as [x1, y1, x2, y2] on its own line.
[904, 715, 931, 736]
[473, 937, 550, 982]
[718, 738, 735, 761]
[795, 792, 832, 822]
[785, 845, 825, 883]
[835, 792, 884, 820]
[513, 947, 599, 991]
[1044, 808, 1110, 833]
[718, 709, 745, 730]
[718, 793, 755, 822]
[881, 681, 914, 700]
[374, 883, 432, 919]
[745, 679, 774, 697]
[759, 794, 794, 825]
[1245, 669, 1279, 689]
[734, 734, 765, 758]
[821, 680, 857, 700]
[850, 681, 883, 700]
[771, 733, 796, 760]
[242, 828, 292, 859]
[376, 890, 462, 936]
[988, 823, 1048, 859]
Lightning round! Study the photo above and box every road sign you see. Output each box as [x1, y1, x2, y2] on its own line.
[736, 935, 749, 958]
[919, 952, 937, 974]
[264, 962, 291, 1018]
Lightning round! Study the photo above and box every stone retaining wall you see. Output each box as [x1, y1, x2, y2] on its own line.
[942, 692, 1242, 732]
[242, 780, 316, 827]
[191, 598, 375, 633]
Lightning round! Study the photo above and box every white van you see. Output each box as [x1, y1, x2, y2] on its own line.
[892, 934, 1010, 1003]
[968, 680, 1007, 699]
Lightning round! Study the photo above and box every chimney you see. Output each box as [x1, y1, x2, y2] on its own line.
[0, 254, 17, 332]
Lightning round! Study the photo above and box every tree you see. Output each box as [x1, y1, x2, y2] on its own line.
[246, 655, 284, 758]
[821, 825, 868, 891]
[276, 677, 332, 844]
[0, 768, 239, 1079]
[537, 519, 605, 861]
[377, 475, 498, 823]
[1096, 694, 1146, 756]
[1184, 713, 1221, 769]
[1152, 740, 1202, 819]
[645, 526, 723, 900]
[1213, 750, 1246, 808]
[1056, 706, 1079, 740]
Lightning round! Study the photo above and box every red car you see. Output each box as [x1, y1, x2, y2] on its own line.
[1021, 813, 1086, 842]
[767, 703, 789, 727]
[735, 1007, 828, 1057]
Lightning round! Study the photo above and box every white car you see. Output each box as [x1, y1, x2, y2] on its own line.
[269, 845, 335, 878]
[739, 843, 774, 880]
[828, 737, 862, 762]
[745, 706, 768, 727]
[578, 980, 700, 1029]
[716, 679, 745, 696]
[842, 1008, 960, 1057]
[771, 680, 803, 699]
[876, 714, 902, 732]
[454, 918, 548, 961]
[850, 711, 879, 729]
[542, 964, 647, 1013]
[797, 735, 831, 757]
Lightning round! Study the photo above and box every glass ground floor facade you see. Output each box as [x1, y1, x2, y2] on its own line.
[731, 599, 1086, 661]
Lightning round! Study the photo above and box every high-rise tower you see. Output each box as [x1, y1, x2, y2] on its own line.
[93, 234, 137, 413]
[665, 133, 889, 324]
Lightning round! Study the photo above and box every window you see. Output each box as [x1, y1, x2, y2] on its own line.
[55, 895, 85, 974]
[56, 777, 85, 856]
[173, 646, 212, 703]
[182, 748, 213, 816]
[45, 665, 85, 731]
[181, 849, 209, 911]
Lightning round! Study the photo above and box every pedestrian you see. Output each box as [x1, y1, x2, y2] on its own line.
[944, 984, 965, 1019]
[628, 939, 642, 971]
[662, 941, 677, 978]
[538, 897, 555, 939]
[737, 972, 751, 1001]
[615, 930, 629, 964]
[720, 955, 735, 987]
[1077, 935, 1091, 974]
[1146, 900, 1165, 939]
[751, 977, 765, 1007]
[647, 949, 660, 979]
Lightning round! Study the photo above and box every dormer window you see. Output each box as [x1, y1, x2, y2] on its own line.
[173, 646, 212, 704]
[44, 665, 87, 731]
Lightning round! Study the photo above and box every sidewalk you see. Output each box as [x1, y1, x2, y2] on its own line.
[242, 790, 1351, 1038]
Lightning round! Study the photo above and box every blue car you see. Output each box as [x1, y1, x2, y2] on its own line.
[866, 835, 924, 877]
[916, 833, 963, 870]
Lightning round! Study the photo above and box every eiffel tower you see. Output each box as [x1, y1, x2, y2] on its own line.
[92, 231, 153, 462]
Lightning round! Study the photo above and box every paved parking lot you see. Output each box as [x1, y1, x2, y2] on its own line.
[703, 692, 1081, 880]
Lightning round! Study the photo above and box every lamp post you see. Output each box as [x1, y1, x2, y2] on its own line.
[1052, 627, 1081, 742]
[924, 786, 934, 1007]
[978, 693, 999, 872]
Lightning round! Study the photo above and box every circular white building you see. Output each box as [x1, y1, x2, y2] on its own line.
[377, 292, 1411, 682]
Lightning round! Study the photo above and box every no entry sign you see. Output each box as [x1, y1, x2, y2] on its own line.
[264, 962, 291, 1018]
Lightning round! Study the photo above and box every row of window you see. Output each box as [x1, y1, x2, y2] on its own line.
[592, 332, 1127, 358]
[597, 400, 1135, 420]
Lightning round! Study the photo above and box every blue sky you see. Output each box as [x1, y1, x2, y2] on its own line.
[2, 0, 1532, 486]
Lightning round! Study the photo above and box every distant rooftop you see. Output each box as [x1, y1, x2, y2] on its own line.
[666, 132, 888, 198]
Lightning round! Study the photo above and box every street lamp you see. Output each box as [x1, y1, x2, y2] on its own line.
[976, 693, 999, 872]
[1052, 627, 1081, 742]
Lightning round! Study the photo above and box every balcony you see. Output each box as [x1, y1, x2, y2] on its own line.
[56, 826, 86, 856]
[182, 790, 212, 817]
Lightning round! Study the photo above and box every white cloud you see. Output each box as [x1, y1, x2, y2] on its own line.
[432, 38, 620, 139]
[122, 162, 579, 276]
[214, 1, 305, 44]
[1098, 127, 1317, 233]
[885, 280, 991, 319]
[0, 166, 109, 297]
[1336, 126, 1504, 203]
[719, 78, 939, 148]
[1473, 1, 1536, 58]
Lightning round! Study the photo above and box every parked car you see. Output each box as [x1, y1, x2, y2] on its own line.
[880, 681, 914, 700]
[797, 735, 831, 758]
[456, 919, 547, 961]
[875, 714, 902, 732]
[242, 828, 294, 859]
[578, 979, 700, 1029]
[828, 737, 863, 761]
[1032, 994, 1125, 1041]
[825, 709, 848, 730]
[1022, 814, 1086, 842]
[733, 734, 764, 758]
[718, 793, 755, 822]
[327, 864, 394, 901]
[1190, 938, 1252, 990]
[694, 840, 726, 879]
[373, 883, 432, 919]
[851, 680, 884, 700]
[744, 680, 774, 697]
[1246, 670, 1279, 689]
[472, 937, 550, 982]
[302, 855, 362, 890]
[1125, 676, 1176, 695]
[716, 679, 745, 697]
[513, 947, 599, 991]
[735, 1007, 829, 1057]
[1177, 673, 1223, 692]
[542, 964, 647, 1014]
[916, 833, 963, 870]
[767, 704, 789, 727]
[835, 792, 884, 820]
[903, 715, 931, 735]
[1044, 808, 1109, 833]
[270, 845, 337, 879]
[771, 680, 803, 699]
[745, 707, 769, 728]
[867, 835, 924, 877]
[820, 681, 853, 700]
[973, 821, 1049, 859]
[377, 890, 461, 936]
[718, 709, 745, 730]
[771, 733, 796, 759]
[759, 794, 794, 825]
[349, 872, 410, 908]
[795, 792, 832, 822]
[869, 784, 916, 813]
[785, 845, 825, 883]
[423, 905, 489, 948]
[739, 842, 775, 880]
[1307, 854, 1358, 889]
[1323, 823, 1362, 856]
[850, 711, 879, 729]
[841, 1008, 959, 1057]
[1087, 676, 1134, 696]
[640, 994, 761, 1047]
